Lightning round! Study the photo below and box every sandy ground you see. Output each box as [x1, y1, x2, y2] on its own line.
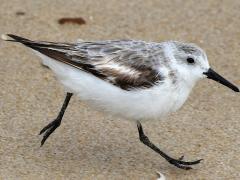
[0, 0, 240, 179]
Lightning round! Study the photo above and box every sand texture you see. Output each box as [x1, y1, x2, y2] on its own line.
[0, 0, 240, 179]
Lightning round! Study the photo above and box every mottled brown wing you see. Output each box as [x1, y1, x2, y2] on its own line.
[7, 34, 164, 90]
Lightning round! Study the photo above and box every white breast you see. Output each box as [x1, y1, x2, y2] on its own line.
[36, 52, 192, 121]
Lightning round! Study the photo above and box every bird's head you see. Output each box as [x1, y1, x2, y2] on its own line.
[167, 41, 239, 92]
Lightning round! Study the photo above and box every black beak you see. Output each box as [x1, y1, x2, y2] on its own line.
[203, 68, 239, 92]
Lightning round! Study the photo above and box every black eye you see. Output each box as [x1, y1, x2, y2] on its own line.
[187, 57, 195, 64]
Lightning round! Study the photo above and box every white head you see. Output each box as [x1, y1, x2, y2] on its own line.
[165, 41, 239, 92]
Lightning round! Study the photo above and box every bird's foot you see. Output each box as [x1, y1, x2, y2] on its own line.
[137, 121, 203, 170]
[166, 156, 203, 170]
[39, 117, 62, 146]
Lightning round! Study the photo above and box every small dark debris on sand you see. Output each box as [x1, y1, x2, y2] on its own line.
[58, 17, 86, 25]
[16, 11, 25, 16]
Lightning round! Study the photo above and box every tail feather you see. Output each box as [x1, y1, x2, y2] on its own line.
[1, 34, 42, 50]
[1, 34, 89, 72]
[2, 34, 31, 42]
[1, 34, 73, 50]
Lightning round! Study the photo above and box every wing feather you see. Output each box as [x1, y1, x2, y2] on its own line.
[7, 34, 165, 90]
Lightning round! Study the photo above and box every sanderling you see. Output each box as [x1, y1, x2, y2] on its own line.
[2, 34, 239, 170]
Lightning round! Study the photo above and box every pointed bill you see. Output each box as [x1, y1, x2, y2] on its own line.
[203, 68, 239, 92]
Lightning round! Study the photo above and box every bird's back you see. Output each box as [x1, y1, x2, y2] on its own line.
[2, 34, 192, 120]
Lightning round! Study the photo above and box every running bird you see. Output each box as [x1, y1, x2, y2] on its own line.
[2, 34, 239, 170]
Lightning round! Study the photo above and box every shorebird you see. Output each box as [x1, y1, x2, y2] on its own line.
[2, 34, 239, 170]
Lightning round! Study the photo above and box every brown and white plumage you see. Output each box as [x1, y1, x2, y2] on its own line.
[5, 34, 165, 90]
[1, 34, 212, 120]
[3, 34, 238, 118]
[2, 34, 239, 170]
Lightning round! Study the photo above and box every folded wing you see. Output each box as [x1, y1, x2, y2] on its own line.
[6, 34, 164, 90]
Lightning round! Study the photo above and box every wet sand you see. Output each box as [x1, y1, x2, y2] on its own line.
[0, 0, 240, 179]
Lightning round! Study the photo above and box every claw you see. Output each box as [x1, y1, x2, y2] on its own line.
[39, 118, 61, 146]
[39, 93, 72, 146]
[137, 121, 203, 170]
[167, 158, 203, 170]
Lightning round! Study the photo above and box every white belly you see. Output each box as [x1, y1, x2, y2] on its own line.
[37, 52, 192, 121]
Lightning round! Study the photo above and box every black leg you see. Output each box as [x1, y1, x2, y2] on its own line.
[39, 92, 73, 146]
[137, 121, 203, 170]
